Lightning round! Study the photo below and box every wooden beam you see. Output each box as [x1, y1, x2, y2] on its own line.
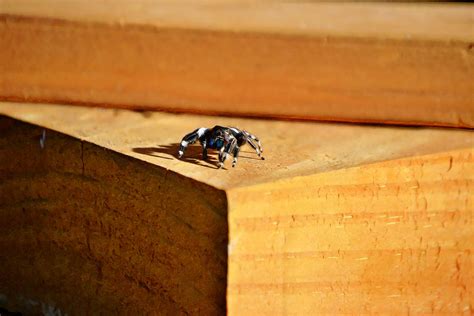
[1, 1, 473, 127]
[0, 102, 473, 314]
[0, 112, 228, 314]
[227, 148, 473, 314]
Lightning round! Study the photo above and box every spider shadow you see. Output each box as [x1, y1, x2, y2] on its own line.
[133, 143, 221, 169]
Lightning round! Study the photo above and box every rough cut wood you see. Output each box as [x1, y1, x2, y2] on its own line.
[0, 102, 473, 314]
[0, 117, 228, 314]
[227, 148, 473, 314]
[1, 1, 473, 127]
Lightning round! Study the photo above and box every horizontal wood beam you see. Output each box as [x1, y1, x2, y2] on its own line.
[1, 1, 473, 127]
[0, 102, 473, 314]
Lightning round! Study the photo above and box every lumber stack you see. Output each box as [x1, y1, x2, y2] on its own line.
[1, 0, 474, 314]
[1, 1, 473, 127]
[0, 102, 473, 314]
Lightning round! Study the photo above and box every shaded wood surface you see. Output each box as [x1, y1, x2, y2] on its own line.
[0, 116, 228, 314]
[1, 1, 473, 127]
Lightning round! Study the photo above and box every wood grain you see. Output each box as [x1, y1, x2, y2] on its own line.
[0, 102, 472, 314]
[227, 148, 473, 314]
[0, 116, 228, 314]
[1, 1, 473, 127]
[1, 102, 472, 190]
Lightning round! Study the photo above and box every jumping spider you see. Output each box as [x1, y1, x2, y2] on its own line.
[178, 126, 264, 168]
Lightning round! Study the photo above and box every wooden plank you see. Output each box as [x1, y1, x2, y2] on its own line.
[0, 115, 228, 314]
[1, 102, 473, 189]
[1, 1, 473, 127]
[227, 148, 473, 314]
[0, 102, 473, 314]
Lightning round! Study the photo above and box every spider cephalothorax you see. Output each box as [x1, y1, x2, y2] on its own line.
[178, 126, 264, 168]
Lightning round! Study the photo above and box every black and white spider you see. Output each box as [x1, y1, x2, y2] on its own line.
[178, 126, 264, 168]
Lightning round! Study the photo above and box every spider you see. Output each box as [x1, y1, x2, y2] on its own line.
[178, 126, 264, 168]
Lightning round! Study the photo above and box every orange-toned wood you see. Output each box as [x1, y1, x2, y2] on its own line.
[0, 115, 228, 314]
[1, 1, 473, 127]
[227, 148, 473, 314]
[1, 102, 473, 190]
[0, 102, 473, 314]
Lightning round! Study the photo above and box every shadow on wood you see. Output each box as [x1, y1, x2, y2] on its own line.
[133, 143, 220, 169]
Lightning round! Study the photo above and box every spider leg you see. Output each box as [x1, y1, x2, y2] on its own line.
[232, 145, 241, 168]
[217, 146, 227, 169]
[201, 139, 208, 160]
[178, 127, 208, 158]
[218, 137, 237, 169]
[243, 131, 265, 160]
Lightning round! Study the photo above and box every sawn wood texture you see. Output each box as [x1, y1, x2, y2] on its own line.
[1, 1, 473, 127]
[0, 102, 472, 314]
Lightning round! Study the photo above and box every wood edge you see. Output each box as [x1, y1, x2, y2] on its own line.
[226, 146, 474, 197]
[2, 97, 473, 130]
[0, 111, 227, 194]
[2, 2, 474, 42]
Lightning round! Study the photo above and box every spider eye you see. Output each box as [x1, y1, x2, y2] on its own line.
[216, 139, 223, 148]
